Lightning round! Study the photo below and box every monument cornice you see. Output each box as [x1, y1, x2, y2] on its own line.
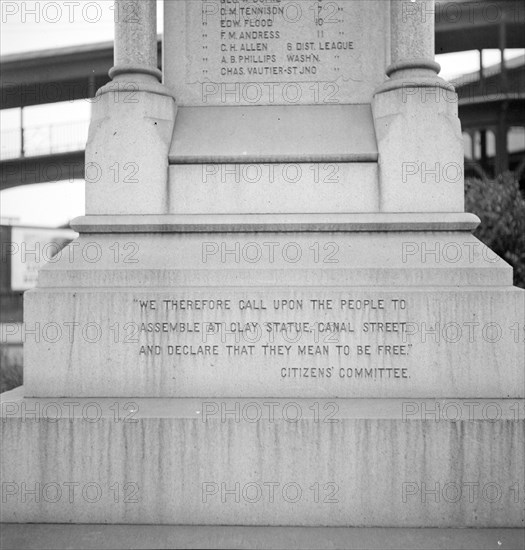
[71, 213, 481, 234]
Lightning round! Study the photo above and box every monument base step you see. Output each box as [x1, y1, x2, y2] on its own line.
[1, 524, 523, 550]
[2, 387, 523, 527]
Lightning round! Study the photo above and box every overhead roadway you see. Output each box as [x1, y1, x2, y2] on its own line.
[0, 39, 155, 110]
[453, 55, 525, 178]
[434, 0, 524, 54]
[0, 40, 124, 110]
[0, 151, 85, 192]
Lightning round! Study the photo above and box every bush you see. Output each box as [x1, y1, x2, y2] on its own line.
[465, 174, 525, 288]
[0, 347, 23, 393]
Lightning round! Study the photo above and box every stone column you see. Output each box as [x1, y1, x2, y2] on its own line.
[385, 0, 444, 89]
[109, 0, 162, 88]
[84, 0, 177, 216]
[371, 0, 464, 214]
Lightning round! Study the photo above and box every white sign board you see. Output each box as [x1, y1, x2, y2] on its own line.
[10, 227, 77, 291]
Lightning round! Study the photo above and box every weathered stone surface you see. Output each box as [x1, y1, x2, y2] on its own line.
[85, 91, 176, 216]
[390, 0, 435, 66]
[23, 287, 524, 399]
[113, 0, 157, 72]
[164, 0, 388, 106]
[168, 105, 378, 164]
[1, 388, 523, 527]
[2, 524, 524, 550]
[372, 87, 464, 213]
[70, 213, 482, 234]
[169, 163, 378, 214]
[22, 232, 523, 398]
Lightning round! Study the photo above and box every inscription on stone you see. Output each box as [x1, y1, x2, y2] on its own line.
[130, 292, 412, 383]
[200, 1, 354, 80]
[165, 0, 388, 105]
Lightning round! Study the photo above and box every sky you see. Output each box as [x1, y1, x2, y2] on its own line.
[0, 0, 524, 227]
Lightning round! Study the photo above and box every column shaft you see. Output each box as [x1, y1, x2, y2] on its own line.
[387, 0, 440, 81]
[110, 0, 161, 81]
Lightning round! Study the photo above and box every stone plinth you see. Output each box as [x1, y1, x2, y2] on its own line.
[2, 525, 525, 550]
[2, 387, 523, 527]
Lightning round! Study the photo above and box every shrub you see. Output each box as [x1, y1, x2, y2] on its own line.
[465, 173, 525, 288]
[0, 348, 23, 393]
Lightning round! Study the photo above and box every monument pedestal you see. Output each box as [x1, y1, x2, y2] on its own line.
[3, 215, 524, 527]
[2, 0, 524, 534]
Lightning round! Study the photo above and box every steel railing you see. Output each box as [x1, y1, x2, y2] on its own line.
[0, 120, 90, 160]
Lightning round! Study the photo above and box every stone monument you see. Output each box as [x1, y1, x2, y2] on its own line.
[1, 0, 524, 531]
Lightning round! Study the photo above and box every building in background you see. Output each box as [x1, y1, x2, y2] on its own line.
[0, 224, 75, 387]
